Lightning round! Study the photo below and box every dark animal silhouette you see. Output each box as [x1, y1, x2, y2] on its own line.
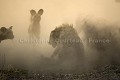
[0, 26, 14, 43]
[49, 24, 84, 70]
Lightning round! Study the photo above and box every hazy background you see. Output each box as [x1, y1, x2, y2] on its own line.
[0, 0, 120, 70]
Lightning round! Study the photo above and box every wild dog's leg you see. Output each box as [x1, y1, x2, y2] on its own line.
[34, 28, 40, 39]
[29, 33, 34, 40]
[35, 34, 40, 39]
[28, 26, 34, 40]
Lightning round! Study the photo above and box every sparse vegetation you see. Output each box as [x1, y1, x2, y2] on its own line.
[0, 65, 120, 80]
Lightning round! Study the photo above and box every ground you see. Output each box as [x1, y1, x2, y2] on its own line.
[0, 65, 120, 80]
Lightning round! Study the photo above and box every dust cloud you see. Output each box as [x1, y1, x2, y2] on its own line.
[0, 0, 120, 71]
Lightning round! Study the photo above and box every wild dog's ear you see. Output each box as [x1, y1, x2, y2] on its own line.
[9, 26, 13, 30]
[38, 9, 44, 15]
[30, 9, 36, 16]
[0, 27, 7, 33]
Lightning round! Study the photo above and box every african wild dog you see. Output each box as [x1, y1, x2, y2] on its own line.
[28, 9, 44, 39]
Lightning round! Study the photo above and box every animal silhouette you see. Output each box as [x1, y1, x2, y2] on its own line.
[28, 9, 44, 39]
[0, 26, 14, 43]
[49, 24, 84, 70]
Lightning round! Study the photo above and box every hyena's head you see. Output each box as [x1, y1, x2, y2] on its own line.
[30, 9, 44, 24]
[0, 26, 14, 42]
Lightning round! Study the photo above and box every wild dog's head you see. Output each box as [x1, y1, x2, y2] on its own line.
[30, 9, 44, 24]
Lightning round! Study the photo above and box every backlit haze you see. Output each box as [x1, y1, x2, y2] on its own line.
[0, 0, 120, 70]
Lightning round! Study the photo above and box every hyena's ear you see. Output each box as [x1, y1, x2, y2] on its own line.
[30, 9, 36, 16]
[9, 26, 13, 30]
[38, 9, 44, 15]
[0, 27, 7, 33]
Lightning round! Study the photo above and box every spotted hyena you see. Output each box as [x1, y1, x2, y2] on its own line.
[49, 24, 84, 71]
[0, 26, 14, 43]
[28, 9, 44, 39]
